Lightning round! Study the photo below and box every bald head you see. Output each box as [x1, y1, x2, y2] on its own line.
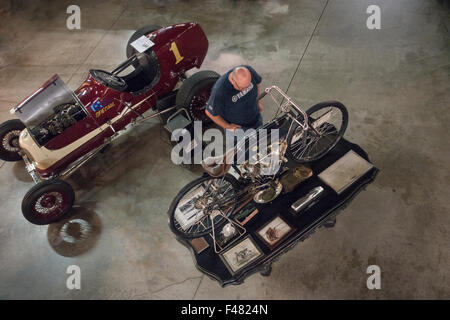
[230, 66, 251, 91]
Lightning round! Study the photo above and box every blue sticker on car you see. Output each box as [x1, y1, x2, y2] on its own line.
[91, 100, 103, 112]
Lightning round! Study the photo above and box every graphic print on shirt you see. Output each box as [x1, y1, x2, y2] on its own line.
[231, 83, 254, 103]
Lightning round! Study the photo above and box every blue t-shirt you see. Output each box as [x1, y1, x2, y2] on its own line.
[206, 65, 262, 127]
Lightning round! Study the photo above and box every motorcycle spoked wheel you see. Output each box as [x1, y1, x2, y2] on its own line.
[168, 174, 240, 239]
[286, 101, 348, 163]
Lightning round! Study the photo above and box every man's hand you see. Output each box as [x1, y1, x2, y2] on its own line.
[226, 123, 242, 132]
[205, 109, 241, 131]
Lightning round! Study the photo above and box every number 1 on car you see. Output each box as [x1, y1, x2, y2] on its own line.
[169, 42, 184, 64]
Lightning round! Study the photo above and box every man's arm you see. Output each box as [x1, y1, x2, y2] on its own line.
[257, 84, 263, 112]
[205, 109, 241, 131]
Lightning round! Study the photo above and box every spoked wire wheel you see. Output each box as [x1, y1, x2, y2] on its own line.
[286, 101, 348, 163]
[168, 174, 240, 239]
[22, 179, 75, 225]
[188, 86, 214, 122]
[175, 70, 219, 123]
[0, 119, 25, 161]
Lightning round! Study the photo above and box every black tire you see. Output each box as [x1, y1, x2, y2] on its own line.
[286, 101, 348, 163]
[168, 174, 240, 239]
[0, 119, 25, 162]
[126, 25, 161, 67]
[22, 179, 75, 225]
[176, 70, 220, 123]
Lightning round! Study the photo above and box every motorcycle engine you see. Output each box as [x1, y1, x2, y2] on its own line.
[239, 141, 288, 180]
[30, 103, 87, 145]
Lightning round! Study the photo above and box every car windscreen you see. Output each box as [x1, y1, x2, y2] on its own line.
[11, 75, 83, 129]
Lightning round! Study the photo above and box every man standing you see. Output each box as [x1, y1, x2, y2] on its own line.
[205, 65, 263, 131]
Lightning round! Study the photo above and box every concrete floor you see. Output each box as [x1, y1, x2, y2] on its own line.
[0, 0, 449, 299]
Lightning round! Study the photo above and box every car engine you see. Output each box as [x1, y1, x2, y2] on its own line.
[30, 103, 87, 145]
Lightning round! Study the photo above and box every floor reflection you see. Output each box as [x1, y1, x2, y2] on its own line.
[47, 206, 102, 257]
[201, 52, 246, 74]
[12, 161, 33, 182]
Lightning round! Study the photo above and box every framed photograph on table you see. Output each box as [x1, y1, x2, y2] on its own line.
[174, 186, 205, 231]
[220, 236, 264, 274]
[256, 214, 296, 249]
[233, 199, 259, 226]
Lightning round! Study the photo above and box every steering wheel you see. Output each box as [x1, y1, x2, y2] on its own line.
[91, 70, 127, 90]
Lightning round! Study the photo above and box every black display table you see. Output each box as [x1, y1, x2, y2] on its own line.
[173, 138, 379, 287]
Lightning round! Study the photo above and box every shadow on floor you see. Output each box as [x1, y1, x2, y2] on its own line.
[12, 161, 33, 182]
[47, 206, 102, 257]
[66, 123, 203, 192]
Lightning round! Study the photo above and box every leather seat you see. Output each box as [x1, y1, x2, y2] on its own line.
[136, 51, 159, 82]
[122, 51, 160, 94]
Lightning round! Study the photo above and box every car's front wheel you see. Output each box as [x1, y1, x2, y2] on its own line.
[0, 119, 25, 162]
[22, 179, 75, 225]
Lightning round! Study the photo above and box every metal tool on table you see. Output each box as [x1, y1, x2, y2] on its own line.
[290, 186, 325, 214]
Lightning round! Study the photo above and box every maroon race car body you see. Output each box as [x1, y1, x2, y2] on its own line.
[27, 22, 207, 177]
[0, 22, 219, 224]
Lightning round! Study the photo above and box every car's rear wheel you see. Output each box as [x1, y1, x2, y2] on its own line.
[0, 119, 25, 162]
[176, 70, 220, 123]
[126, 25, 161, 67]
[22, 179, 75, 225]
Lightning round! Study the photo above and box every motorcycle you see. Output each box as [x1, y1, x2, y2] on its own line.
[168, 85, 349, 239]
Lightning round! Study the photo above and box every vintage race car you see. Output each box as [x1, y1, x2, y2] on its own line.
[0, 22, 219, 225]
